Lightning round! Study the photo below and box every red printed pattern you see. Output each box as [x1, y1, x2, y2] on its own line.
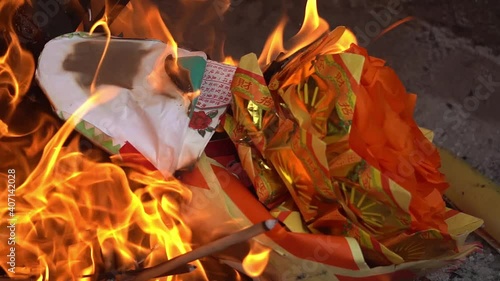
[196, 60, 236, 109]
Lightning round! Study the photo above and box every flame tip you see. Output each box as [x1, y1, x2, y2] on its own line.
[242, 242, 271, 277]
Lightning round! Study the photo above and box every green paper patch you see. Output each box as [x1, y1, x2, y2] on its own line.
[178, 56, 207, 91]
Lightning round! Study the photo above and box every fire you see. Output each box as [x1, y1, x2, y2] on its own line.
[258, 0, 333, 67]
[1, 86, 204, 280]
[88, 19, 111, 94]
[0, 0, 34, 119]
[0, 120, 7, 137]
[223, 56, 238, 66]
[0, 0, 357, 279]
[110, 0, 178, 54]
[241, 242, 271, 277]
[287, 0, 329, 55]
[258, 0, 357, 69]
[258, 15, 287, 67]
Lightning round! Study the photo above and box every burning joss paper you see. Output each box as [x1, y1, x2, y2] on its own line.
[36, 32, 236, 177]
[223, 26, 483, 273]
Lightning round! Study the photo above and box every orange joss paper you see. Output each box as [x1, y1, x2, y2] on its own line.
[224, 26, 481, 267]
[346, 44, 449, 233]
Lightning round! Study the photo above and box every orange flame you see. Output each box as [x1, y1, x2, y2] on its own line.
[110, 0, 186, 95]
[258, 0, 331, 68]
[241, 242, 271, 277]
[223, 56, 238, 66]
[258, 15, 287, 67]
[287, 0, 329, 54]
[110, 0, 178, 56]
[88, 19, 112, 94]
[0, 0, 35, 121]
[0, 86, 206, 280]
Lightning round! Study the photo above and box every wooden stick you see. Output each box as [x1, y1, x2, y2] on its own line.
[132, 219, 278, 281]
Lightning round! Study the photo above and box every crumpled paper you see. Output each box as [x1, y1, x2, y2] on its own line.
[180, 154, 482, 280]
[223, 26, 483, 266]
[36, 32, 236, 176]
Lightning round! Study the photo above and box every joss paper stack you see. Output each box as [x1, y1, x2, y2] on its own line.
[223, 26, 482, 266]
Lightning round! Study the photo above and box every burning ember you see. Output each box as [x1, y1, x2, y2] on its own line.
[0, 0, 484, 280]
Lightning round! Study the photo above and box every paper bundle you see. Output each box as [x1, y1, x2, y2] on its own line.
[223, 26, 483, 268]
[180, 154, 481, 280]
[36, 32, 236, 176]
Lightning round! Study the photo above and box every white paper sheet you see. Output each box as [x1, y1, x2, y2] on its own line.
[36, 32, 236, 177]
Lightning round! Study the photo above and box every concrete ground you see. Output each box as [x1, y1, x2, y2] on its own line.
[200, 0, 500, 280]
